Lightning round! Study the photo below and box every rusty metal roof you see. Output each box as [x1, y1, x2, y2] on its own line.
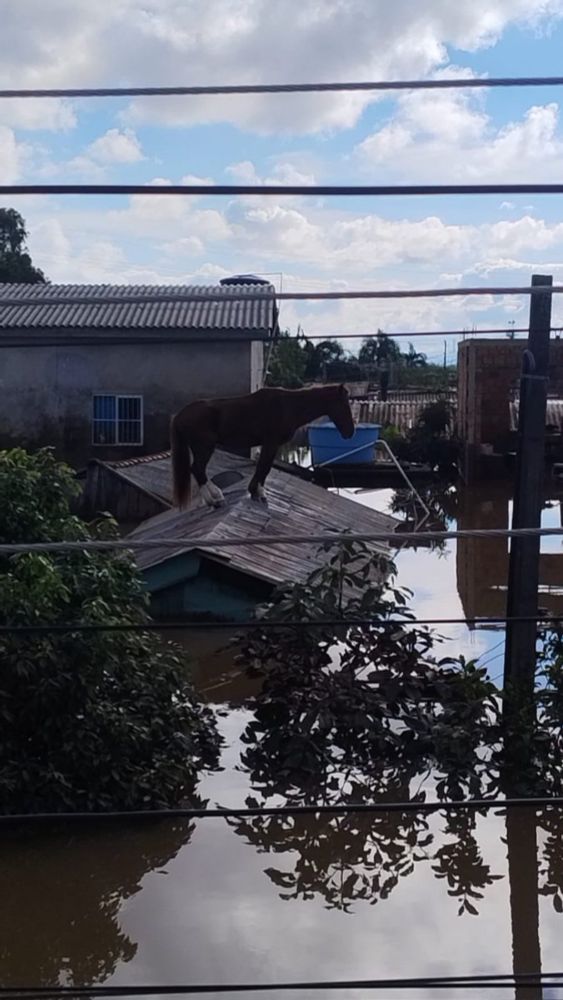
[0, 283, 276, 336]
[116, 450, 398, 590]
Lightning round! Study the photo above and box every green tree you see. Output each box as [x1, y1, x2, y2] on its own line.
[267, 331, 308, 387]
[358, 331, 402, 367]
[0, 208, 47, 283]
[0, 448, 220, 813]
[404, 342, 428, 368]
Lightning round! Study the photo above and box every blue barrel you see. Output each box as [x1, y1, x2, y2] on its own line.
[308, 421, 381, 466]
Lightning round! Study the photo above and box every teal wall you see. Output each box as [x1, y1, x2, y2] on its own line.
[143, 552, 272, 621]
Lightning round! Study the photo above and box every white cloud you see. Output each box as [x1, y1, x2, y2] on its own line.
[86, 128, 144, 164]
[226, 160, 316, 187]
[0, 126, 24, 182]
[0, 98, 76, 132]
[357, 85, 563, 181]
[2, 1, 563, 135]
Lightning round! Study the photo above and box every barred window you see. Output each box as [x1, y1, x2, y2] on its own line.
[92, 394, 143, 445]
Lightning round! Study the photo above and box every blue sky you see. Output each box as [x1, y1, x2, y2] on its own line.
[4, 0, 563, 358]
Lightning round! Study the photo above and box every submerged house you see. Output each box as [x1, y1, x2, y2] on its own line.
[0, 278, 277, 465]
[81, 450, 398, 619]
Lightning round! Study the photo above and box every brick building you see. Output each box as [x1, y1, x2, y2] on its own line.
[457, 338, 563, 480]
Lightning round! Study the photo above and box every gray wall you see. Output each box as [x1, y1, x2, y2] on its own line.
[0, 338, 263, 466]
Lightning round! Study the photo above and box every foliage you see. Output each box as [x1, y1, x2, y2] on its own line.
[390, 398, 459, 473]
[229, 541, 563, 915]
[267, 327, 456, 389]
[0, 448, 220, 813]
[0, 208, 47, 284]
[404, 342, 428, 368]
[266, 331, 308, 387]
[358, 331, 402, 367]
[235, 541, 498, 802]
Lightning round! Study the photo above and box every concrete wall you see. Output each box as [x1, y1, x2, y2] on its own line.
[458, 338, 563, 479]
[0, 336, 260, 465]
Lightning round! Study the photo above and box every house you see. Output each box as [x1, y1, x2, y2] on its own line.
[0, 279, 278, 465]
[81, 449, 399, 620]
[457, 338, 563, 480]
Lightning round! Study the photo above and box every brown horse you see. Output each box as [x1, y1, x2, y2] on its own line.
[170, 384, 355, 508]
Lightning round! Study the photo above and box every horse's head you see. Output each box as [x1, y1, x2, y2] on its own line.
[327, 384, 355, 439]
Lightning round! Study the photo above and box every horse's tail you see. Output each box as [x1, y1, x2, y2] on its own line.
[170, 413, 192, 509]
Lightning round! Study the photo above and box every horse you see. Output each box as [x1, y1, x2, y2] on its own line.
[170, 383, 355, 508]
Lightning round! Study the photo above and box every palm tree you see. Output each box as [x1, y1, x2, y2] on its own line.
[404, 342, 427, 369]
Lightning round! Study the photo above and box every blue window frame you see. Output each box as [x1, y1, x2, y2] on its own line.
[92, 394, 143, 445]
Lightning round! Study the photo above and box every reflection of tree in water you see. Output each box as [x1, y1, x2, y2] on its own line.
[231, 540, 563, 917]
[432, 811, 502, 915]
[538, 807, 563, 913]
[0, 819, 194, 987]
[230, 767, 508, 914]
[230, 776, 434, 913]
[390, 483, 458, 555]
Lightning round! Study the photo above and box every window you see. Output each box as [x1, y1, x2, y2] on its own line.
[92, 394, 143, 445]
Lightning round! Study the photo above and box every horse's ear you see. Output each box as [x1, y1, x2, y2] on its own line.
[338, 383, 348, 395]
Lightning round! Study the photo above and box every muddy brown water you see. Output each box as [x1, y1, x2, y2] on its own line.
[3, 482, 563, 999]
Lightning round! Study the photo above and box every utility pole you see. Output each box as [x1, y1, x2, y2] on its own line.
[503, 275, 552, 715]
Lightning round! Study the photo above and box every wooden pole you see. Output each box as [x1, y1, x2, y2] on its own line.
[506, 808, 542, 1000]
[503, 275, 552, 709]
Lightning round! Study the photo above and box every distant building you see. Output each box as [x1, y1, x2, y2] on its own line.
[457, 338, 563, 480]
[0, 279, 278, 465]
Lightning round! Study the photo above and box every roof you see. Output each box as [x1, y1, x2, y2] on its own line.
[118, 450, 398, 591]
[510, 398, 563, 432]
[0, 283, 276, 337]
[98, 449, 251, 507]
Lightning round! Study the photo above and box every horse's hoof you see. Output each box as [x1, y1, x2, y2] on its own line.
[201, 482, 225, 507]
[250, 488, 268, 504]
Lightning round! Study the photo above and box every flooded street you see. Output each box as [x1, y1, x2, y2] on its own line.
[3, 481, 563, 998]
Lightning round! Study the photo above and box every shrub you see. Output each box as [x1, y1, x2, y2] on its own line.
[0, 449, 220, 813]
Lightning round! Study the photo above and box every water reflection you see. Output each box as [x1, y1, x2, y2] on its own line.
[457, 483, 563, 624]
[0, 820, 194, 987]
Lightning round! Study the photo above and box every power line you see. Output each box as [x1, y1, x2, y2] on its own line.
[2, 795, 563, 825]
[0, 329, 532, 349]
[3, 971, 563, 998]
[295, 327, 532, 340]
[3, 524, 563, 554]
[5, 76, 563, 98]
[0, 285, 559, 308]
[0, 613, 558, 637]
[6, 183, 563, 198]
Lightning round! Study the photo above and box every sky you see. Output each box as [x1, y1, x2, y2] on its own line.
[4, 1, 563, 359]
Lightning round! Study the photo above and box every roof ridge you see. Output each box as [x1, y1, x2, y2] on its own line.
[107, 450, 171, 468]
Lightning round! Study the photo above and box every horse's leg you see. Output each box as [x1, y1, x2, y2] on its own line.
[191, 437, 224, 507]
[249, 442, 278, 502]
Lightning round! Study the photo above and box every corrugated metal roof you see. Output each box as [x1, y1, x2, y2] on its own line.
[510, 399, 563, 432]
[351, 397, 455, 434]
[115, 450, 398, 591]
[0, 283, 276, 334]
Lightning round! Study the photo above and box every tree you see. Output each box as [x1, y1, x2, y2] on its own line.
[266, 331, 308, 388]
[0, 208, 47, 283]
[0, 448, 220, 813]
[404, 342, 428, 369]
[358, 331, 402, 367]
[303, 339, 346, 380]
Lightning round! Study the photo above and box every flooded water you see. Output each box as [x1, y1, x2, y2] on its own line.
[3, 480, 563, 998]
